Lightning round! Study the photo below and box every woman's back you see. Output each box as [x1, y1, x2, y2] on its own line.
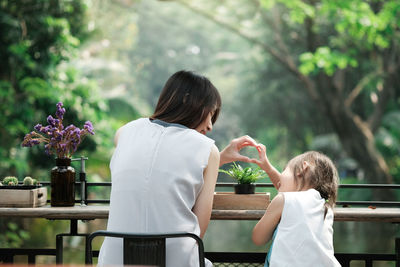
[98, 118, 214, 266]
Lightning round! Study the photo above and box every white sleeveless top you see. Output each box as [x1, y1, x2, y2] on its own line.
[269, 189, 341, 267]
[98, 118, 214, 267]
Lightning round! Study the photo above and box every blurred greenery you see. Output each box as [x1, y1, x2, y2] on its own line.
[0, 222, 30, 248]
[0, 0, 399, 266]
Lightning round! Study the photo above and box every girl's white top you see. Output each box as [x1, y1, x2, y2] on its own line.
[98, 118, 214, 267]
[269, 189, 341, 267]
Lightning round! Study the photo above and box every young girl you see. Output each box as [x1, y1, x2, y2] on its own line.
[252, 144, 341, 267]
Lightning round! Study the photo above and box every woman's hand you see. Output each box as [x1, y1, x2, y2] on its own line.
[219, 135, 258, 166]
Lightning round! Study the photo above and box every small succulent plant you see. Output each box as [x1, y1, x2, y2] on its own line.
[3, 176, 19, 186]
[1, 176, 39, 186]
[219, 162, 265, 184]
[23, 176, 34, 185]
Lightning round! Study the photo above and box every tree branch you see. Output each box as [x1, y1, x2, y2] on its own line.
[257, 3, 291, 56]
[344, 70, 383, 108]
[178, 1, 285, 63]
[332, 69, 346, 94]
[368, 81, 393, 133]
[177, 0, 320, 102]
[368, 49, 397, 133]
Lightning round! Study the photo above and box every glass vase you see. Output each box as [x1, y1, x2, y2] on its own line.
[51, 158, 75, 206]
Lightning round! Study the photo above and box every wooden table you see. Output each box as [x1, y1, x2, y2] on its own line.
[0, 205, 399, 222]
[0, 205, 399, 264]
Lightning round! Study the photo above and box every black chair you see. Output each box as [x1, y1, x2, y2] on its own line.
[86, 230, 205, 267]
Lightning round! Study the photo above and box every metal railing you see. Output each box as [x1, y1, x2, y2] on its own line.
[35, 181, 400, 207]
[1, 181, 399, 266]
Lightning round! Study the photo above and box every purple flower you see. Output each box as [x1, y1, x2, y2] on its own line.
[84, 121, 95, 135]
[40, 126, 51, 134]
[34, 124, 42, 131]
[73, 128, 81, 136]
[65, 125, 76, 132]
[55, 130, 63, 141]
[47, 115, 56, 127]
[32, 139, 40, 145]
[21, 102, 95, 158]
[56, 102, 65, 119]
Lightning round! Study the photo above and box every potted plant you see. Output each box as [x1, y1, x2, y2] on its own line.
[21, 102, 95, 206]
[0, 176, 47, 207]
[220, 162, 265, 194]
[2, 176, 18, 186]
[1, 176, 41, 189]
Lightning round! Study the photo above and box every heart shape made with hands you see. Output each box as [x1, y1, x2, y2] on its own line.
[236, 145, 261, 164]
[221, 135, 262, 165]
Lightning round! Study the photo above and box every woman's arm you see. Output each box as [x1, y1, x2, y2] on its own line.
[219, 135, 258, 166]
[252, 193, 284, 246]
[114, 126, 124, 147]
[192, 144, 220, 238]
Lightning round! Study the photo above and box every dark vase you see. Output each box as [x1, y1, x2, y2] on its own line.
[234, 184, 255, 194]
[51, 158, 75, 207]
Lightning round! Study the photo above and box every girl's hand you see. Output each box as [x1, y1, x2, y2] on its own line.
[254, 143, 269, 169]
[254, 143, 281, 190]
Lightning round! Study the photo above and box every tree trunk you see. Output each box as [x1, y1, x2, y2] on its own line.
[332, 109, 393, 200]
[331, 108, 392, 183]
[312, 76, 394, 200]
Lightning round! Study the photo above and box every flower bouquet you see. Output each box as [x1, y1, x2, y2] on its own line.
[22, 102, 95, 158]
[22, 102, 95, 206]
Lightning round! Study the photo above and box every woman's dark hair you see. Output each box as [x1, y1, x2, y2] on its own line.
[150, 70, 221, 129]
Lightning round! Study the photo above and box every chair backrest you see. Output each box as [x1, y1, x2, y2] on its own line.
[86, 230, 205, 267]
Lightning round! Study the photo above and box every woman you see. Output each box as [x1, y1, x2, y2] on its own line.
[98, 70, 257, 266]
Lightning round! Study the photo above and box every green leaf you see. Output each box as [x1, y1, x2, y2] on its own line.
[19, 230, 30, 240]
[7, 222, 18, 231]
[220, 162, 265, 184]
[260, 0, 276, 10]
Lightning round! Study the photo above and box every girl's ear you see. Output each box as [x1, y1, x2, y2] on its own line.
[302, 161, 311, 172]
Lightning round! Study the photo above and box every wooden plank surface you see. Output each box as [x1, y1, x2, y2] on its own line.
[213, 192, 270, 210]
[0, 205, 398, 222]
[0, 205, 109, 220]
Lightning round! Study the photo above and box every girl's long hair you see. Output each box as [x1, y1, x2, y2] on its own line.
[288, 151, 339, 213]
